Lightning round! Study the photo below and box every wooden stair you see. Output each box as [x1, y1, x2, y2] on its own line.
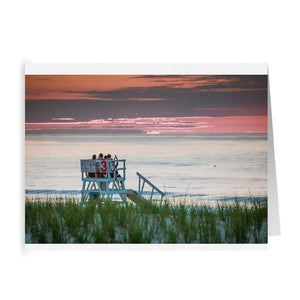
[126, 189, 153, 207]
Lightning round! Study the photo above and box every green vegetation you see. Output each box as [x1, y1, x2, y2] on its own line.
[25, 196, 267, 244]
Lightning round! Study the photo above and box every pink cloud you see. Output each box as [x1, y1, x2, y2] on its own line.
[26, 115, 267, 134]
[51, 117, 74, 121]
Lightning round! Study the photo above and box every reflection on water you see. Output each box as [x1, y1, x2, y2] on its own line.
[25, 133, 267, 201]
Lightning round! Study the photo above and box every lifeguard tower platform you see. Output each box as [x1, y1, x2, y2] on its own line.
[80, 159, 165, 206]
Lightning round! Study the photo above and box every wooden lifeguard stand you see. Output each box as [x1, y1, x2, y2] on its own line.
[80, 159, 127, 202]
[80, 158, 166, 205]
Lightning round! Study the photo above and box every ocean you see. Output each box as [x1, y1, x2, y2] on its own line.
[25, 133, 267, 202]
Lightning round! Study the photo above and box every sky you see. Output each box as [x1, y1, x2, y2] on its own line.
[25, 74, 267, 134]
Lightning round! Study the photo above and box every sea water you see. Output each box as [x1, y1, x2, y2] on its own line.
[25, 133, 267, 202]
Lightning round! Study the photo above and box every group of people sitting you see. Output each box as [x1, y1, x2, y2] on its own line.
[92, 153, 118, 161]
[88, 152, 120, 180]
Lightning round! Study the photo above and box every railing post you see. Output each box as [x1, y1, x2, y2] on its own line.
[150, 188, 154, 202]
[141, 180, 145, 194]
[138, 176, 141, 194]
[160, 195, 164, 205]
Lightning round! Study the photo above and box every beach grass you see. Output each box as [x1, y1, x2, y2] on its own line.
[25, 196, 267, 244]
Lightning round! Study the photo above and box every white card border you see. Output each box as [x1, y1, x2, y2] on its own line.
[25, 63, 273, 250]
[25, 63, 267, 75]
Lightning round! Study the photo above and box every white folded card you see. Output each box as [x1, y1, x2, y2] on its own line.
[25, 63, 280, 248]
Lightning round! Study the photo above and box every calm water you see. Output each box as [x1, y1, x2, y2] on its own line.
[25, 133, 267, 202]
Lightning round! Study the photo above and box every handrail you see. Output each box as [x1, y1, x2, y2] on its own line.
[136, 172, 165, 204]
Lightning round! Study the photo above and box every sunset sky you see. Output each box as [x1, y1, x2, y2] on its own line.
[25, 74, 267, 134]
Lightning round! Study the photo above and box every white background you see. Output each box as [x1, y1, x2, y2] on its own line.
[1, 1, 299, 299]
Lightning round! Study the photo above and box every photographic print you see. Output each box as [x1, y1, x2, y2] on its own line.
[25, 65, 268, 244]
